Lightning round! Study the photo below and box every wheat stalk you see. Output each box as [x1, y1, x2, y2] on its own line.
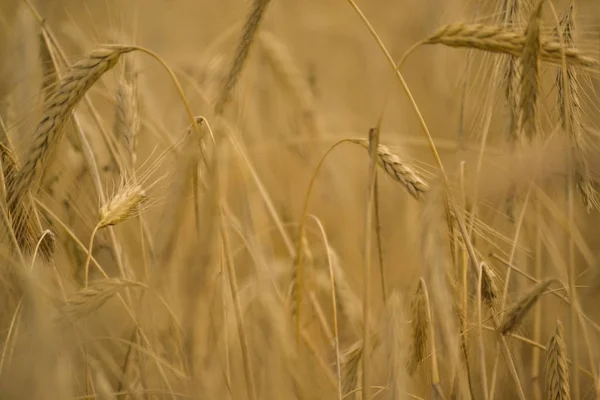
[349, 139, 429, 201]
[545, 319, 571, 400]
[498, 279, 553, 335]
[424, 24, 600, 70]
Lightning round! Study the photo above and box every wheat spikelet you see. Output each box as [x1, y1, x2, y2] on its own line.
[424, 24, 600, 69]
[545, 319, 571, 400]
[98, 184, 147, 229]
[214, 0, 273, 115]
[498, 279, 552, 335]
[554, 5, 600, 211]
[407, 280, 427, 375]
[341, 340, 363, 399]
[517, 1, 543, 140]
[349, 139, 429, 201]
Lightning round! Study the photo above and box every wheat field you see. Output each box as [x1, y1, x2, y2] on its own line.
[0, 0, 600, 399]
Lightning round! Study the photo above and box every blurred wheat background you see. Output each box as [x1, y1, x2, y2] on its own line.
[0, 0, 600, 399]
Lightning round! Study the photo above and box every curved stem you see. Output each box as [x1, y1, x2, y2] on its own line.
[84, 225, 99, 288]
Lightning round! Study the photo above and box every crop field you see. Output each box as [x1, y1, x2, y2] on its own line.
[0, 0, 600, 399]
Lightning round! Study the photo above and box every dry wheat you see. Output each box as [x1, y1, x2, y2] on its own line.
[498, 279, 552, 335]
[545, 319, 571, 400]
[349, 138, 428, 201]
[424, 24, 600, 70]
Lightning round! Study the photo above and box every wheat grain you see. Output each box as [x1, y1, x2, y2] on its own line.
[545, 319, 571, 400]
[498, 279, 552, 335]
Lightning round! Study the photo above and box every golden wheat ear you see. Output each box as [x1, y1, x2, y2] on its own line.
[545, 319, 571, 400]
[6, 45, 134, 259]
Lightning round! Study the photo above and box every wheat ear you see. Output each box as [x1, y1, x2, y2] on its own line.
[555, 6, 599, 211]
[498, 279, 553, 335]
[349, 139, 429, 201]
[7, 46, 133, 258]
[214, 0, 272, 116]
[407, 280, 427, 375]
[424, 24, 600, 70]
[517, 1, 543, 140]
[545, 319, 571, 400]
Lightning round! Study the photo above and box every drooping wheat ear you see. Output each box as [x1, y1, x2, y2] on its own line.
[57, 279, 142, 324]
[11, 45, 134, 199]
[545, 319, 571, 400]
[498, 279, 552, 335]
[329, 249, 363, 332]
[407, 280, 427, 375]
[555, 6, 600, 211]
[6, 46, 133, 258]
[481, 261, 499, 308]
[99, 184, 147, 229]
[517, 1, 543, 140]
[214, 0, 273, 116]
[114, 57, 140, 167]
[424, 24, 600, 70]
[259, 31, 322, 139]
[349, 139, 429, 201]
[341, 335, 380, 400]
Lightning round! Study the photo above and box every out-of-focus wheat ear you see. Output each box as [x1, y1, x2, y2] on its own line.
[349, 139, 429, 201]
[545, 319, 571, 400]
[214, 0, 273, 116]
[383, 291, 408, 399]
[502, 0, 522, 143]
[517, 1, 543, 140]
[481, 262, 499, 308]
[407, 280, 427, 375]
[341, 340, 363, 400]
[38, 31, 58, 102]
[259, 31, 323, 142]
[498, 279, 553, 335]
[555, 5, 600, 211]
